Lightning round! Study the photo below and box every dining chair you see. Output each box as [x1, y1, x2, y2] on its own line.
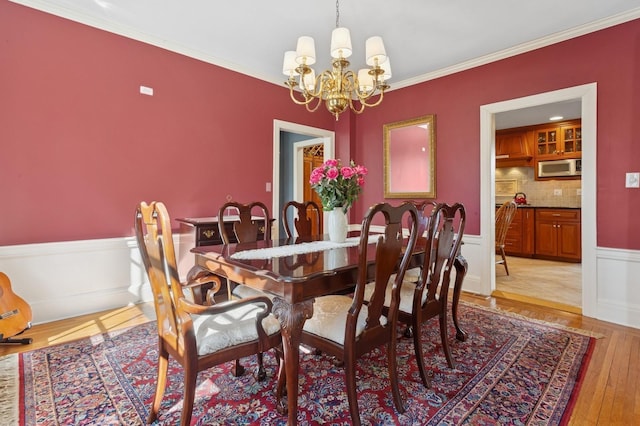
[218, 200, 276, 375]
[495, 200, 518, 275]
[402, 201, 438, 283]
[218, 200, 272, 299]
[135, 201, 281, 426]
[282, 200, 322, 239]
[284, 202, 419, 426]
[399, 202, 466, 388]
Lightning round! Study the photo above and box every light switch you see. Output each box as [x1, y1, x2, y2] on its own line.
[266, 182, 272, 192]
[626, 172, 640, 188]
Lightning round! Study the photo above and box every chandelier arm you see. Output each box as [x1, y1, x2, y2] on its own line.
[348, 98, 366, 115]
[288, 85, 318, 106]
[305, 96, 324, 112]
[356, 89, 386, 108]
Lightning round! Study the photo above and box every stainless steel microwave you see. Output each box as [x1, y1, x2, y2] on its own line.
[537, 158, 582, 178]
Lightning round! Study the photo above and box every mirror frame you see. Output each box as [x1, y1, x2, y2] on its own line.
[383, 114, 437, 199]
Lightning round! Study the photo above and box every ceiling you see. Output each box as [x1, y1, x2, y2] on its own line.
[12, 0, 640, 127]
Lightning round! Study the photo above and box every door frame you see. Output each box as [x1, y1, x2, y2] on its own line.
[272, 120, 334, 239]
[479, 83, 597, 317]
[293, 137, 325, 203]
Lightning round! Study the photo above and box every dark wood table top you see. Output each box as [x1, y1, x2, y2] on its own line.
[192, 234, 427, 302]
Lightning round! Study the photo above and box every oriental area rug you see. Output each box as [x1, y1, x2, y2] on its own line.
[0, 302, 595, 425]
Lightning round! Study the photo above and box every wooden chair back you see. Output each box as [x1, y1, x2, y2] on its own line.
[409, 201, 437, 237]
[135, 202, 184, 349]
[495, 201, 517, 249]
[218, 201, 271, 244]
[406, 202, 466, 387]
[354, 202, 419, 342]
[282, 200, 322, 239]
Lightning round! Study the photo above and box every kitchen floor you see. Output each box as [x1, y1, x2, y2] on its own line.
[494, 256, 582, 313]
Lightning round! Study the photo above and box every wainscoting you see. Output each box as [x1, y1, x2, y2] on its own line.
[0, 235, 639, 329]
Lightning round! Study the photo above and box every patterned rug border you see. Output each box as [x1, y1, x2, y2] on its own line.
[3, 301, 598, 425]
[0, 354, 19, 425]
[459, 300, 605, 339]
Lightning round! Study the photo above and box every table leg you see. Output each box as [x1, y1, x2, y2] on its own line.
[452, 255, 468, 342]
[272, 297, 314, 425]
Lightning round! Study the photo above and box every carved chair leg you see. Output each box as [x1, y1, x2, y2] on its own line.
[412, 321, 431, 388]
[148, 345, 169, 424]
[440, 312, 455, 369]
[256, 352, 266, 381]
[388, 340, 406, 414]
[232, 359, 246, 377]
[343, 353, 362, 426]
[180, 364, 197, 426]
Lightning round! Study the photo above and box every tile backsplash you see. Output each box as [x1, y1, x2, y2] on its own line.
[495, 167, 581, 207]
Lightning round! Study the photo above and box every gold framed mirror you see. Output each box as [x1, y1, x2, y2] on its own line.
[383, 114, 436, 198]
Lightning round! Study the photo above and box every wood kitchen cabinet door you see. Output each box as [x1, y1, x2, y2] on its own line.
[499, 207, 535, 257]
[496, 130, 534, 168]
[557, 221, 581, 259]
[534, 209, 581, 262]
[535, 220, 557, 257]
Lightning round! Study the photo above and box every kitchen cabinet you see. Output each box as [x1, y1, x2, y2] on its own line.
[535, 119, 582, 159]
[495, 129, 534, 168]
[535, 208, 581, 262]
[497, 207, 535, 256]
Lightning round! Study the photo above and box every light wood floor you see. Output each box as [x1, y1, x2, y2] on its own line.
[495, 256, 582, 314]
[1, 295, 638, 425]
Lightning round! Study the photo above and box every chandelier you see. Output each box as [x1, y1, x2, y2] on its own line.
[282, 0, 391, 120]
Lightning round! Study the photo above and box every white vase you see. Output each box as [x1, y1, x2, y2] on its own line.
[328, 207, 348, 243]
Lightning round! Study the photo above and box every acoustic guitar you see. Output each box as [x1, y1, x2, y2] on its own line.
[0, 272, 33, 344]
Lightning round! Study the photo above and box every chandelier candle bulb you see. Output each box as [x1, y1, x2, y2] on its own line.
[295, 36, 316, 65]
[358, 69, 374, 92]
[365, 36, 387, 66]
[282, 51, 299, 76]
[330, 27, 352, 58]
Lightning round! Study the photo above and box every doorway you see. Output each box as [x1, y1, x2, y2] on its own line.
[272, 120, 335, 239]
[479, 83, 597, 318]
[493, 107, 582, 312]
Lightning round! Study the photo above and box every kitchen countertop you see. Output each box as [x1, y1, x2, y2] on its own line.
[496, 204, 581, 209]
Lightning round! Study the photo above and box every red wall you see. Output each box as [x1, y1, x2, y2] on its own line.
[0, 2, 334, 245]
[2, 2, 639, 251]
[353, 19, 640, 249]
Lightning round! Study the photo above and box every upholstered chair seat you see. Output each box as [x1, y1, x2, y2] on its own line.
[302, 295, 380, 345]
[191, 303, 281, 356]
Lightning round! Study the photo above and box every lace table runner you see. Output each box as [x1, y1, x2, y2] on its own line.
[230, 235, 380, 260]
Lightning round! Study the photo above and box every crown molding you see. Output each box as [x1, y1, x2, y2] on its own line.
[10, 1, 640, 90]
[391, 7, 640, 90]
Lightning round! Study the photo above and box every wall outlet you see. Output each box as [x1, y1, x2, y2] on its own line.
[625, 172, 640, 188]
[554, 189, 562, 196]
[576, 188, 582, 196]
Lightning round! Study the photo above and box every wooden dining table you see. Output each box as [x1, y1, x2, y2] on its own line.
[193, 234, 468, 425]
